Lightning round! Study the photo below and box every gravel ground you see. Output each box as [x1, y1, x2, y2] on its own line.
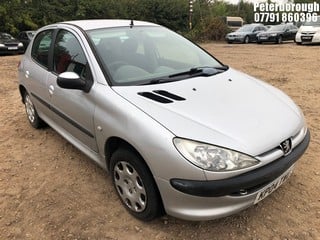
[0, 42, 319, 240]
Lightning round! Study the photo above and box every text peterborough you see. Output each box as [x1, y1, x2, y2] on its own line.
[254, 2, 320, 13]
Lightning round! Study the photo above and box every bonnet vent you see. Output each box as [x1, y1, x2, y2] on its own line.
[153, 90, 186, 101]
[138, 90, 186, 104]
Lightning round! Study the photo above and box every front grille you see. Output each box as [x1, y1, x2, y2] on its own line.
[256, 127, 307, 165]
[301, 32, 315, 35]
[301, 32, 315, 42]
[4, 43, 18, 47]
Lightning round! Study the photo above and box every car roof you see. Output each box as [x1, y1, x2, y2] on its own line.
[19, 30, 36, 33]
[59, 19, 159, 31]
[248, 23, 264, 26]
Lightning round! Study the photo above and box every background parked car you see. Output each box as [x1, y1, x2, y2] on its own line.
[295, 16, 320, 44]
[257, 24, 298, 44]
[225, 23, 267, 43]
[0, 32, 24, 55]
[17, 31, 36, 51]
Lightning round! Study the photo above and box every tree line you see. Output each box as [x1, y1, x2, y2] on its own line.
[0, 0, 253, 35]
[1, 0, 319, 41]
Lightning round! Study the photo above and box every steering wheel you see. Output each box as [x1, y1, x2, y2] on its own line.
[108, 61, 128, 74]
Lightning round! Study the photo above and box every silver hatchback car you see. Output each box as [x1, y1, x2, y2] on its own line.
[18, 19, 310, 221]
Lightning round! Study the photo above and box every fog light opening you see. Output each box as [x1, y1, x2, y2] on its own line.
[239, 189, 248, 196]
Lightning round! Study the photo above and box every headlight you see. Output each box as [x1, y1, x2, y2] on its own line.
[270, 33, 277, 37]
[0, 43, 5, 47]
[18, 42, 24, 47]
[173, 138, 260, 172]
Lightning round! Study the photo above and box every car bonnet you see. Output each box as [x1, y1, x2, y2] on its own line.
[112, 68, 304, 156]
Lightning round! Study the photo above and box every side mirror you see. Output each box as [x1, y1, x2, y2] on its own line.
[57, 72, 88, 92]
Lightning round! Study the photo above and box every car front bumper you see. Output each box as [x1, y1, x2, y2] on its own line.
[0, 46, 24, 55]
[157, 129, 310, 221]
[225, 36, 245, 43]
[258, 36, 278, 42]
[296, 32, 320, 43]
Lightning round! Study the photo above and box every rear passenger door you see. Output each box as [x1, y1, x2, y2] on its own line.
[23, 30, 54, 121]
[46, 29, 98, 152]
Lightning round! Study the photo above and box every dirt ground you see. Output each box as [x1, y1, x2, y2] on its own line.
[0, 42, 319, 240]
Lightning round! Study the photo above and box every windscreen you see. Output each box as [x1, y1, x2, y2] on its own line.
[237, 25, 254, 32]
[0, 33, 14, 40]
[268, 25, 286, 31]
[303, 16, 320, 26]
[87, 26, 223, 85]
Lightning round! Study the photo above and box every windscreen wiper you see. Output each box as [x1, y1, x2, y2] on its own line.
[169, 66, 224, 78]
[141, 65, 229, 85]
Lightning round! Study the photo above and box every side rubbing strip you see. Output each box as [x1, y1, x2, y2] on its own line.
[31, 93, 95, 138]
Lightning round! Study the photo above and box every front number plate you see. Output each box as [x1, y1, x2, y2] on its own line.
[254, 166, 294, 204]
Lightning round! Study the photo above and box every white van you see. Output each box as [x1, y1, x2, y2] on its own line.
[225, 16, 244, 31]
[295, 16, 320, 44]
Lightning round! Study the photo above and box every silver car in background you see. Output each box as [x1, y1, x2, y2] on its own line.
[18, 20, 310, 221]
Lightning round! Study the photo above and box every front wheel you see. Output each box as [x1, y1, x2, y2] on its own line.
[110, 148, 163, 221]
[277, 35, 283, 44]
[23, 92, 45, 128]
[243, 36, 249, 44]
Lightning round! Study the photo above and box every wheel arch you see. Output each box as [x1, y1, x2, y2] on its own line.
[19, 85, 27, 103]
[105, 137, 145, 171]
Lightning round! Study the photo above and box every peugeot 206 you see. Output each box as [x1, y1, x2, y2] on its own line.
[18, 20, 310, 221]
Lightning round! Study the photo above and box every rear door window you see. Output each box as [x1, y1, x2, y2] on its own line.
[31, 30, 53, 68]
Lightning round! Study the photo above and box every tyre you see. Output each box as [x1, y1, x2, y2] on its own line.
[110, 148, 163, 221]
[23, 92, 45, 128]
[243, 36, 249, 44]
[277, 35, 283, 44]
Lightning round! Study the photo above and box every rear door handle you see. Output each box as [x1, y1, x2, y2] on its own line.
[25, 70, 30, 78]
[49, 85, 55, 95]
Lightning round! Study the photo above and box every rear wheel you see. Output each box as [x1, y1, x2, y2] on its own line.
[23, 92, 45, 128]
[110, 148, 163, 221]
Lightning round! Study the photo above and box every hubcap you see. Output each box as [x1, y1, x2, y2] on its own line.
[113, 161, 147, 213]
[25, 95, 35, 123]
